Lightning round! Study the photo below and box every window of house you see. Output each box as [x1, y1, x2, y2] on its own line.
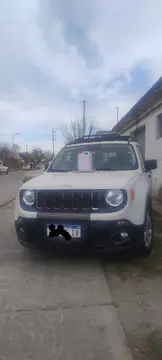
[156, 114, 162, 138]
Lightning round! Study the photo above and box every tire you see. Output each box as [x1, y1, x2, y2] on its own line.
[138, 206, 154, 257]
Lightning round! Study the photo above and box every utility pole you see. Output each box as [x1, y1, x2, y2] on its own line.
[12, 132, 19, 152]
[82, 100, 86, 136]
[52, 129, 56, 157]
[12, 135, 14, 152]
[26, 143, 28, 153]
[116, 106, 119, 123]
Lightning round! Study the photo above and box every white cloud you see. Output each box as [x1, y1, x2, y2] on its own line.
[22, 139, 64, 154]
[0, 0, 162, 152]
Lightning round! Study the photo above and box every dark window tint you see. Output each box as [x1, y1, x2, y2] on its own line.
[157, 114, 162, 138]
[48, 143, 138, 172]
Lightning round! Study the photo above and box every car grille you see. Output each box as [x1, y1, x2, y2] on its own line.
[35, 190, 106, 212]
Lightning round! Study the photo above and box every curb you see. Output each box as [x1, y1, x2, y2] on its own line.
[8, 169, 24, 172]
[0, 198, 15, 208]
[101, 269, 134, 360]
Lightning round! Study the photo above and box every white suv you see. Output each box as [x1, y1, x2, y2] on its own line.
[15, 132, 157, 256]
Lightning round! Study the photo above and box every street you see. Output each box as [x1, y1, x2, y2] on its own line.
[0, 171, 24, 206]
[0, 199, 133, 360]
[1, 170, 162, 359]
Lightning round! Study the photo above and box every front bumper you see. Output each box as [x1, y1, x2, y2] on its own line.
[15, 216, 143, 251]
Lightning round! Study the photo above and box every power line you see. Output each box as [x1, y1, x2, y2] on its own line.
[82, 100, 86, 136]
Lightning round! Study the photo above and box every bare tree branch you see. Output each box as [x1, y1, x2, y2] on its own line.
[61, 116, 98, 144]
[0, 143, 11, 161]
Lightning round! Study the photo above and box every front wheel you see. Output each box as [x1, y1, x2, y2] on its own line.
[138, 209, 154, 257]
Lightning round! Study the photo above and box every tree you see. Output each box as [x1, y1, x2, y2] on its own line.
[61, 116, 98, 144]
[0, 143, 11, 160]
[19, 148, 44, 168]
[19, 152, 32, 166]
[31, 148, 44, 167]
[43, 150, 53, 162]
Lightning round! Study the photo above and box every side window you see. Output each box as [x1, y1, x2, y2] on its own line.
[56, 151, 73, 170]
[156, 113, 162, 138]
[136, 145, 145, 171]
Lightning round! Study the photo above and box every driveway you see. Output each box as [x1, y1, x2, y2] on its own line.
[0, 201, 133, 360]
[103, 212, 162, 360]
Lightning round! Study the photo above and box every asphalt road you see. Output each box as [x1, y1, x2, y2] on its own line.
[0, 201, 133, 360]
[0, 170, 24, 206]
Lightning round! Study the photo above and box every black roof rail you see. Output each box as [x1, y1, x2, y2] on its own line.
[95, 130, 119, 136]
[66, 133, 133, 145]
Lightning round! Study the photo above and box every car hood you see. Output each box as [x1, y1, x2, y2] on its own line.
[21, 170, 139, 190]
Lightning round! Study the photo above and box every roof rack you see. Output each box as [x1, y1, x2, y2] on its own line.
[95, 130, 118, 136]
[67, 132, 132, 145]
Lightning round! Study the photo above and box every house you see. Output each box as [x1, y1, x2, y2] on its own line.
[112, 77, 162, 198]
[3, 152, 22, 170]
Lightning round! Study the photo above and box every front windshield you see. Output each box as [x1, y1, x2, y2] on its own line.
[48, 143, 138, 172]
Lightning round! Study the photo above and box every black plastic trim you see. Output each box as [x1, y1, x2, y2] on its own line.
[20, 189, 128, 214]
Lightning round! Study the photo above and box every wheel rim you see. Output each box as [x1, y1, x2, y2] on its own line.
[144, 213, 152, 248]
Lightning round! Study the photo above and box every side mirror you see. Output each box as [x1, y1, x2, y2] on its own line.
[144, 159, 157, 171]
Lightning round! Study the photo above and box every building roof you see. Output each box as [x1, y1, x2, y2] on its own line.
[112, 77, 162, 133]
[8, 152, 21, 159]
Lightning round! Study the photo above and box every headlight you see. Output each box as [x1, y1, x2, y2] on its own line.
[105, 190, 124, 207]
[22, 190, 35, 206]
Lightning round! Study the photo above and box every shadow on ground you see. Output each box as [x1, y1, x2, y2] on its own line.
[102, 213, 162, 360]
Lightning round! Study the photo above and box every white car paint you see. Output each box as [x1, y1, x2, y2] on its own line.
[0, 161, 8, 174]
[15, 140, 152, 226]
[21, 169, 139, 190]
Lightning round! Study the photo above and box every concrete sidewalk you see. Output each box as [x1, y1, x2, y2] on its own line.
[0, 250, 134, 360]
[0, 169, 43, 207]
[0, 171, 24, 207]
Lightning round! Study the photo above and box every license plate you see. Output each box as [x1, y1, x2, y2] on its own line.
[47, 225, 81, 238]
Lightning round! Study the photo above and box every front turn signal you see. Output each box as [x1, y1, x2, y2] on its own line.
[130, 188, 134, 201]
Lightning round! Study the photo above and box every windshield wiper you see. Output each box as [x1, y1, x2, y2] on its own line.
[95, 168, 112, 171]
[48, 169, 71, 172]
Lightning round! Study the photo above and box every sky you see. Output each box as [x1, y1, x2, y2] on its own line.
[0, 0, 162, 153]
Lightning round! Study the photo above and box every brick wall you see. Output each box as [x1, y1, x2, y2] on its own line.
[3, 157, 21, 170]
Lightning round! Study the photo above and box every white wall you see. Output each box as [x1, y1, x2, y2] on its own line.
[122, 104, 162, 197]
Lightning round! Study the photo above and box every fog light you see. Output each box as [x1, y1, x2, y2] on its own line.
[121, 232, 128, 239]
[20, 227, 24, 233]
[117, 220, 130, 226]
[118, 220, 125, 226]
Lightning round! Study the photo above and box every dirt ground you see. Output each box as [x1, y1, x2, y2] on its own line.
[102, 212, 162, 360]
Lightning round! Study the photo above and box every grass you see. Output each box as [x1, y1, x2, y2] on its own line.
[133, 213, 162, 273]
[128, 332, 162, 360]
[102, 213, 162, 359]
[147, 332, 162, 360]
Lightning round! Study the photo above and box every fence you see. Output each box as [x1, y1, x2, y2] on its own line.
[3, 156, 22, 170]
